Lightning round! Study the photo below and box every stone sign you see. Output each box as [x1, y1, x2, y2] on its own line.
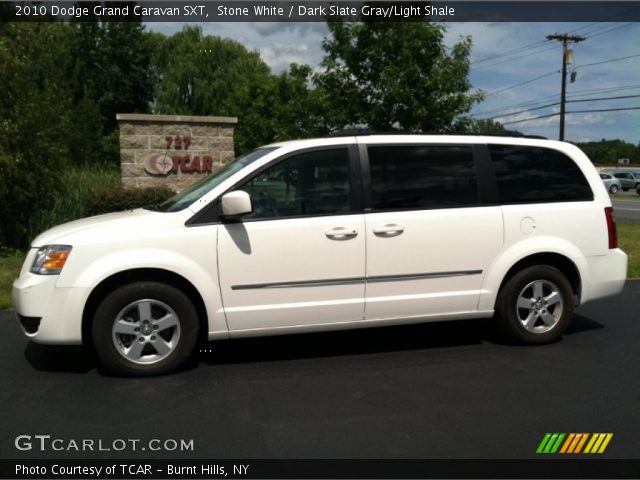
[117, 113, 237, 192]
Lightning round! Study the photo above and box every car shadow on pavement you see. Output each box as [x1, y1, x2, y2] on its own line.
[21, 315, 604, 374]
[564, 313, 605, 335]
[24, 343, 97, 373]
[197, 318, 498, 365]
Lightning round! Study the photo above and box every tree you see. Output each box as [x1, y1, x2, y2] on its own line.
[153, 26, 278, 153]
[270, 64, 332, 140]
[574, 139, 640, 164]
[316, 15, 483, 132]
[67, 7, 155, 165]
[0, 22, 74, 247]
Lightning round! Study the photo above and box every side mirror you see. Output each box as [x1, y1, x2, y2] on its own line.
[221, 190, 252, 217]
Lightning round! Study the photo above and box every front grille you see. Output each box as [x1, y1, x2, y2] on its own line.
[17, 314, 41, 334]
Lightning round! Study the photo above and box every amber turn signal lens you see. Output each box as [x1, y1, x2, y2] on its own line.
[42, 251, 70, 270]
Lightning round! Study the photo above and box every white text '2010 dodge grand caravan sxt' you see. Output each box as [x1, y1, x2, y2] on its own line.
[13, 135, 627, 375]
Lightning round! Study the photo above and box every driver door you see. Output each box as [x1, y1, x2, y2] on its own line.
[217, 146, 366, 332]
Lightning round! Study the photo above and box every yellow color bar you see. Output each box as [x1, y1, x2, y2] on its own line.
[591, 434, 606, 453]
[598, 434, 613, 453]
[584, 434, 598, 453]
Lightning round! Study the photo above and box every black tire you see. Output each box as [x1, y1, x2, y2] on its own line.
[495, 265, 574, 344]
[609, 185, 618, 194]
[91, 281, 199, 376]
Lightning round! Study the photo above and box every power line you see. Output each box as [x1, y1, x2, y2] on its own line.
[568, 94, 640, 104]
[479, 101, 561, 120]
[501, 112, 559, 126]
[499, 106, 640, 126]
[473, 44, 559, 70]
[470, 19, 633, 68]
[471, 39, 550, 66]
[473, 84, 640, 117]
[480, 94, 640, 121]
[569, 106, 640, 114]
[575, 53, 640, 70]
[485, 70, 560, 97]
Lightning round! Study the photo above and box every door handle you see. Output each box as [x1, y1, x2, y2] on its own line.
[372, 224, 405, 235]
[325, 227, 358, 239]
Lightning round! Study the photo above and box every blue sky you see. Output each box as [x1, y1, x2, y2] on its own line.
[149, 21, 640, 143]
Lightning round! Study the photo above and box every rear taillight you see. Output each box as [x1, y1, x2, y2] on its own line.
[605, 207, 617, 249]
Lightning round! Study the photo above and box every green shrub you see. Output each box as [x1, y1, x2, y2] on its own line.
[85, 186, 176, 217]
[27, 165, 120, 243]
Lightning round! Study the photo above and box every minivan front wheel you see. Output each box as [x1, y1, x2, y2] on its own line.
[496, 266, 574, 344]
[92, 282, 199, 376]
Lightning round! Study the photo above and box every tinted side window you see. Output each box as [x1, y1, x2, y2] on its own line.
[368, 145, 478, 211]
[488, 145, 593, 203]
[238, 148, 352, 219]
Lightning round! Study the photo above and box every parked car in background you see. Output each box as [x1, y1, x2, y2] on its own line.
[613, 172, 640, 192]
[599, 173, 622, 194]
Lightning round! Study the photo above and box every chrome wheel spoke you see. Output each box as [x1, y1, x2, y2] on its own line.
[155, 313, 178, 332]
[517, 297, 533, 310]
[124, 339, 145, 360]
[540, 310, 557, 326]
[545, 291, 561, 306]
[153, 337, 172, 356]
[114, 319, 139, 335]
[137, 301, 152, 322]
[524, 312, 538, 329]
[533, 281, 544, 299]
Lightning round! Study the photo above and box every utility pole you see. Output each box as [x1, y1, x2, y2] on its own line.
[546, 33, 586, 141]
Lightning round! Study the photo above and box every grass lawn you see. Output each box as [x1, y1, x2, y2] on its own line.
[612, 194, 640, 201]
[0, 223, 639, 310]
[0, 255, 24, 309]
[618, 222, 640, 278]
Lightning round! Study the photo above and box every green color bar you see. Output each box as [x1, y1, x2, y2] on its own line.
[550, 433, 566, 453]
[537, 433, 552, 454]
[544, 433, 559, 453]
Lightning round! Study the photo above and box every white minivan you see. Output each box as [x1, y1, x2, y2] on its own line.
[13, 135, 628, 375]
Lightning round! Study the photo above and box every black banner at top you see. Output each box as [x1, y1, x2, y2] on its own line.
[3, 1, 640, 22]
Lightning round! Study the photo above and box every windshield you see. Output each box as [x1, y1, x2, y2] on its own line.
[148, 147, 280, 212]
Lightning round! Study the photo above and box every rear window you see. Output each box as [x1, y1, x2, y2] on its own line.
[488, 145, 593, 203]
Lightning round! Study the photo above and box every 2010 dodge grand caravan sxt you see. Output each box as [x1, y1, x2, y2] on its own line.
[13, 135, 627, 375]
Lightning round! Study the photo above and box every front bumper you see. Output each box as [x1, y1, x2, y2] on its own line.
[12, 273, 85, 344]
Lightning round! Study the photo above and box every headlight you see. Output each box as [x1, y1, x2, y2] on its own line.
[30, 245, 73, 275]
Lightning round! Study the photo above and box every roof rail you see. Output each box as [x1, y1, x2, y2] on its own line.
[327, 129, 548, 140]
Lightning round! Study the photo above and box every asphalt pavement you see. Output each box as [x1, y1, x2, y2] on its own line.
[1, 281, 639, 460]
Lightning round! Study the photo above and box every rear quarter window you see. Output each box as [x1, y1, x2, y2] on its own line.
[488, 145, 593, 203]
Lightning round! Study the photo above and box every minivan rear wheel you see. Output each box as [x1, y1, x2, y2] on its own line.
[609, 184, 618, 194]
[495, 265, 574, 344]
[91, 281, 199, 376]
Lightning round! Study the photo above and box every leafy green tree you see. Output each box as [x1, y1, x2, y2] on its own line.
[575, 139, 640, 164]
[0, 22, 73, 247]
[270, 64, 333, 140]
[316, 15, 483, 132]
[153, 26, 277, 153]
[67, 10, 155, 164]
